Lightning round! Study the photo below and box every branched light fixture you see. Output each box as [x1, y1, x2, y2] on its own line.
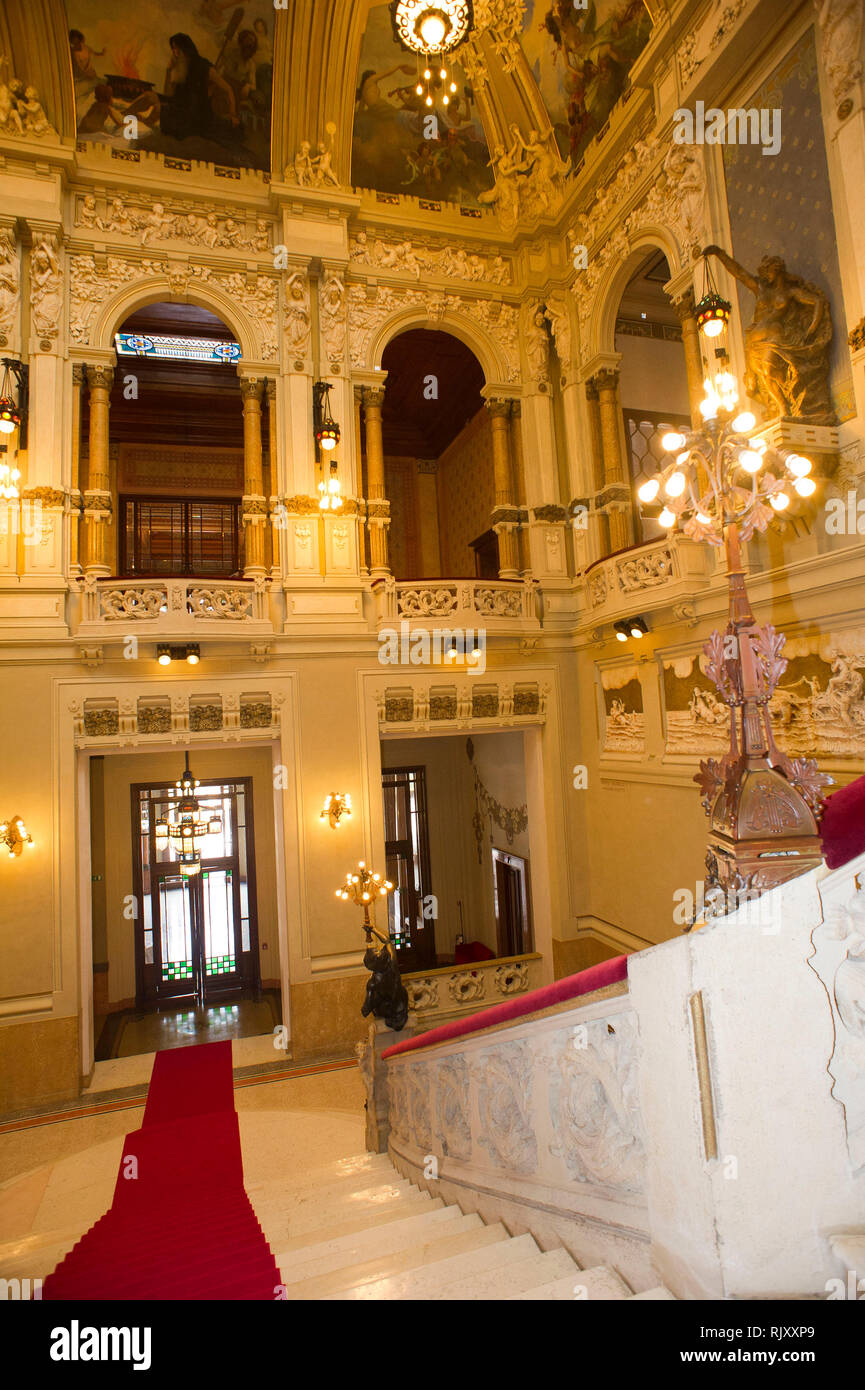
[321, 792, 352, 828]
[336, 860, 393, 938]
[0, 815, 34, 858]
[390, 0, 473, 108]
[0, 358, 28, 441]
[154, 753, 222, 877]
[637, 374, 832, 906]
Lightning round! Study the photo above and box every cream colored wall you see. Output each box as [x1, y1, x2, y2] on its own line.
[97, 746, 281, 1007]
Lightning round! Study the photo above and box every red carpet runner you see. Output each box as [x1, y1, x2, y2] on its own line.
[44, 1041, 282, 1300]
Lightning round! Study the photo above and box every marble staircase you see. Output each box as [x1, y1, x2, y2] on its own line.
[250, 1151, 673, 1301]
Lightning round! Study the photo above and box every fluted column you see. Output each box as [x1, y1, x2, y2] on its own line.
[486, 398, 520, 579]
[241, 377, 266, 577]
[585, 377, 610, 562]
[363, 385, 390, 576]
[595, 368, 633, 554]
[673, 290, 707, 428]
[84, 365, 113, 575]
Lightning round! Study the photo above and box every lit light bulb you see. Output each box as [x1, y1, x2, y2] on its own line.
[416, 84, 423, 95]
[748, 438, 768, 455]
[442, 94, 449, 105]
[695, 511, 712, 524]
[794, 476, 816, 497]
[420, 11, 447, 48]
[615, 628, 628, 642]
[661, 431, 686, 452]
[731, 411, 756, 433]
[0, 416, 15, 435]
[770, 491, 790, 510]
[450, 82, 457, 93]
[676, 451, 690, 466]
[425, 95, 433, 106]
[700, 391, 720, 420]
[658, 507, 677, 528]
[630, 625, 645, 639]
[702, 318, 725, 338]
[787, 454, 812, 478]
[424, 68, 431, 80]
[739, 449, 762, 474]
[664, 471, 686, 497]
[638, 477, 660, 503]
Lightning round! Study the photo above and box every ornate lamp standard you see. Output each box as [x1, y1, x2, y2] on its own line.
[638, 371, 832, 907]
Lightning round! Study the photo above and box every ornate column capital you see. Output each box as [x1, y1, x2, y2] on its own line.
[86, 364, 114, 393]
[363, 384, 386, 411]
[72, 363, 87, 387]
[593, 368, 620, 395]
[485, 398, 513, 421]
[584, 378, 600, 402]
[672, 289, 697, 322]
[240, 376, 265, 403]
[264, 377, 277, 402]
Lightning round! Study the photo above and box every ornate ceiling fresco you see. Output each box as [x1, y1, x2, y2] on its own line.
[351, 2, 493, 205]
[520, 0, 652, 165]
[66, 0, 274, 170]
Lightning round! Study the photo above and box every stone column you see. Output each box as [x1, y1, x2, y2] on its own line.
[585, 378, 610, 562]
[69, 363, 85, 577]
[487, 398, 520, 579]
[265, 378, 279, 578]
[241, 377, 266, 577]
[363, 385, 390, 576]
[84, 365, 114, 575]
[354, 386, 368, 575]
[510, 402, 530, 573]
[595, 368, 633, 554]
[673, 290, 707, 429]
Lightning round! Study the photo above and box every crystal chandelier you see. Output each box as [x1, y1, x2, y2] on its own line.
[390, 0, 472, 108]
[638, 375, 832, 907]
[154, 754, 222, 877]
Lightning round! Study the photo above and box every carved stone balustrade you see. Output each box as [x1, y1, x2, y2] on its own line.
[403, 953, 543, 1028]
[72, 575, 275, 637]
[372, 576, 539, 633]
[584, 535, 715, 624]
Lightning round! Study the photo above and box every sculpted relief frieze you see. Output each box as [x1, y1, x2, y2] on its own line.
[69, 253, 278, 360]
[475, 1040, 538, 1176]
[74, 193, 272, 254]
[350, 231, 510, 285]
[547, 1013, 646, 1193]
[346, 281, 519, 381]
[664, 633, 865, 760]
[812, 881, 865, 1174]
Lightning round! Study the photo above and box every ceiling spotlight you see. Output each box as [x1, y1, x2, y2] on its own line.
[614, 622, 629, 642]
[157, 644, 172, 667]
[629, 617, 649, 638]
[186, 644, 200, 666]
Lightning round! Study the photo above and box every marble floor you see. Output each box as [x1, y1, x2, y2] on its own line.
[94, 990, 281, 1061]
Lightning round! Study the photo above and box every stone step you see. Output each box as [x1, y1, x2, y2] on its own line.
[507, 1264, 633, 1301]
[630, 1286, 677, 1300]
[248, 1165, 407, 1208]
[282, 1218, 507, 1300]
[246, 1152, 393, 1198]
[425, 1247, 580, 1302]
[322, 1230, 545, 1300]
[0, 1231, 80, 1284]
[252, 1178, 418, 1241]
[263, 1192, 442, 1250]
[274, 1204, 465, 1281]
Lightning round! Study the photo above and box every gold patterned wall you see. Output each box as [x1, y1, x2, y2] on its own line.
[437, 408, 495, 577]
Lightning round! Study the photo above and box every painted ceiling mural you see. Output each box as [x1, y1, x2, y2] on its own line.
[66, 0, 273, 170]
[351, 2, 493, 206]
[520, 0, 652, 165]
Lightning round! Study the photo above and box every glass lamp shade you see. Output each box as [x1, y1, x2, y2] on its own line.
[0, 399, 19, 433]
[208, 816, 222, 834]
[180, 851, 201, 876]
[154, 820, 169, 842]
[316, 424, 340, 450]
[695, 290, 731, 337]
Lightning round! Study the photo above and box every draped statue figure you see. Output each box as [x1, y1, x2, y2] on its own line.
[703, 244, 836, 424]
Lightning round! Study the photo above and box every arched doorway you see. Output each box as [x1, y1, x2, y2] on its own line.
[376, 328, 491, 579]
[82, 301, 265, 577]
[614, 250, 691, 544]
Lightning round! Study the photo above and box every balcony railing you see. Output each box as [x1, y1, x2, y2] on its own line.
[73, 575, 274, 635]
[373, 577, 539, 629]
[584, 535, 716, 622]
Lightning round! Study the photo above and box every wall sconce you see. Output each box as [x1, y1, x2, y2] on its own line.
[321, 792, 352, 828]
[614, 617, 649, 642]
[0, 815, 34, 858]
[313, 380, 340, 452]
[157, 643, 200, 666]
[0, 358, 29, 444]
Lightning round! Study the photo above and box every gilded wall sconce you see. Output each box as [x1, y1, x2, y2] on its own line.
[0, 815, 34, 858]
[321, 793, 352, 828]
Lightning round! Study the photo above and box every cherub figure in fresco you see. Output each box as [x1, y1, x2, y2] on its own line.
[68, 30, 105, 87]
[355, 64, 415, 114]
[76, 83, 125, 136]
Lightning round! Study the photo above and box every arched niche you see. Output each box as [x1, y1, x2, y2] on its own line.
[86, 275, 264, 367]
[369, 305, 511, 393]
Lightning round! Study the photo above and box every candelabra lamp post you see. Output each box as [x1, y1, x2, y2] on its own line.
[337, 861, 409, 1031]
[638, 374, 832, 905]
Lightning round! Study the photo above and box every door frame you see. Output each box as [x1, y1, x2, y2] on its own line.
[130, 775, 261, 1008]
[492, 847, 533, 956]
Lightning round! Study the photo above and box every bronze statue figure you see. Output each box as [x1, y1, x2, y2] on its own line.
[361, 942, 409, 1032]
[703, 245, 836, 424]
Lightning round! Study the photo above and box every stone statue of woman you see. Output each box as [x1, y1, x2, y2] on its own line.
[703, 244, 836, 424]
